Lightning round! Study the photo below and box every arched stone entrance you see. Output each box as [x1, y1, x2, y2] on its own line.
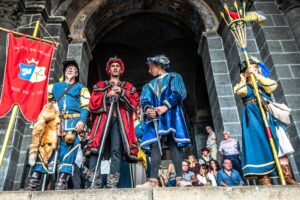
[65, 0, 220, 157]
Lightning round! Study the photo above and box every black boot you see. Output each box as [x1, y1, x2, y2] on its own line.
[106, 172, 120, 188]
[55, 173, 70, 190]
[24, 171, 42, 191]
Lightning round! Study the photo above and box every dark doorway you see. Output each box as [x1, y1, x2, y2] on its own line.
[88, 13, 212, 157]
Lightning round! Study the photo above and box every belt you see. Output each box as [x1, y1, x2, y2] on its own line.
[63, 113, 80, 119]
[244, 98, 257, 105]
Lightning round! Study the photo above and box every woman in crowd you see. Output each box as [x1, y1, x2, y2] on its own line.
[195, 164, 217, 186]
[188, 155, 200, 175]
[209, 159, 220, 178]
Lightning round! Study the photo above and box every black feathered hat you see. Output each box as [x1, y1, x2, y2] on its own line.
[62, 59, 79, 82]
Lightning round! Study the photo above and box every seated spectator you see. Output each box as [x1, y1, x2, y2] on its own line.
[209, 160, 220, 178]
[196, 164, 217, 186]
[158, 165, 166, 187]
[217, 159, 244, 187]
[165, 163, 176, 187]
[181, 160, 195, 187]
[219, 130, 243, 177]
[188, 155, 200, 174]
[199, 147, 213, 165]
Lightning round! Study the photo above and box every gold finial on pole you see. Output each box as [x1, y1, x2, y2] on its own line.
[233, 1, 241, 19]
[33, 20, 40, 38]
[220, 11, 229, 26]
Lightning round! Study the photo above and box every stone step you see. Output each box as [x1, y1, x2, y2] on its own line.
[0, 186, 300, 200]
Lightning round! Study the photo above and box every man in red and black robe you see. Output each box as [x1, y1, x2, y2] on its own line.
[87, 57, 139, 188]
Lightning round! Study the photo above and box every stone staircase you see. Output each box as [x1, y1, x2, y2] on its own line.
[1, 186, 300, 200]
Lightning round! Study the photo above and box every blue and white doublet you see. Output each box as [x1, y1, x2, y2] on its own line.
[140, 72, 191, 149]
[33, 81, 90, 175]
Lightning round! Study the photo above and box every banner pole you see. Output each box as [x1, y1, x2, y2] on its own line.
[0, 25, 59, 46]
[0, 21, 40, 168]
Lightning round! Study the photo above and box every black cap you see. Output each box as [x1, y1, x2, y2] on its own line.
[62, 59, 79, 82]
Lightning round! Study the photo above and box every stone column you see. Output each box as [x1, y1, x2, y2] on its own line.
[66, 39, 93, 86]
[251, 0, 300, 180]
[198, 32, 242, 155]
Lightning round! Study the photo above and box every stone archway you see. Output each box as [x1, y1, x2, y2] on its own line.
[68, 0, 219, 45]
[63, 0, 222, 158]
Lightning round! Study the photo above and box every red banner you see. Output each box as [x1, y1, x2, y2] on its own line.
[0, 33, 54, 122]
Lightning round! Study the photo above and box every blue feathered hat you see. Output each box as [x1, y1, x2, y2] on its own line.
[146, 55, 171, 70]
[239, 56, 270, 77]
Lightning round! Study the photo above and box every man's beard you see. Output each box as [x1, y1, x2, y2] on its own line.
[65, 74, 76, 81]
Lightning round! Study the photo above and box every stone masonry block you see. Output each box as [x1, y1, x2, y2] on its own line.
[263, 27, 293, 40]
[271, 53, 300, 65]
[218, 96, 236, 108]
[280, 79, 300, 95]
[272, 15, 288, 26]
[220, 108, 239, 123]
[281, 40, 299, 52]
[211, 61, 228, 74]
[275, 65, 293, 78]
[290, 65, 300, 78]
[215, 84, 234, 96]
[0, 191, 30, 200]
[266, 41, 283, 53]
[213, 74, 231, 85]
[31, 188, 152, 200]
[285, 95, 300, 110]
[67, 44, 83, 58]
[209, 50, 226, 61]
[20, 15, 32, 28]
[207, 37, 223, 50]
[154, 186, 300, 200]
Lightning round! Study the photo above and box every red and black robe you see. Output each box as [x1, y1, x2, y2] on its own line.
[87, 81, 139, 161]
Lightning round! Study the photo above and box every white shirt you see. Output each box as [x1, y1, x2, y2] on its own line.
[219, 138, 240, 156]
[197, 172, 217, 186]
[101, 159, 111, 174]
